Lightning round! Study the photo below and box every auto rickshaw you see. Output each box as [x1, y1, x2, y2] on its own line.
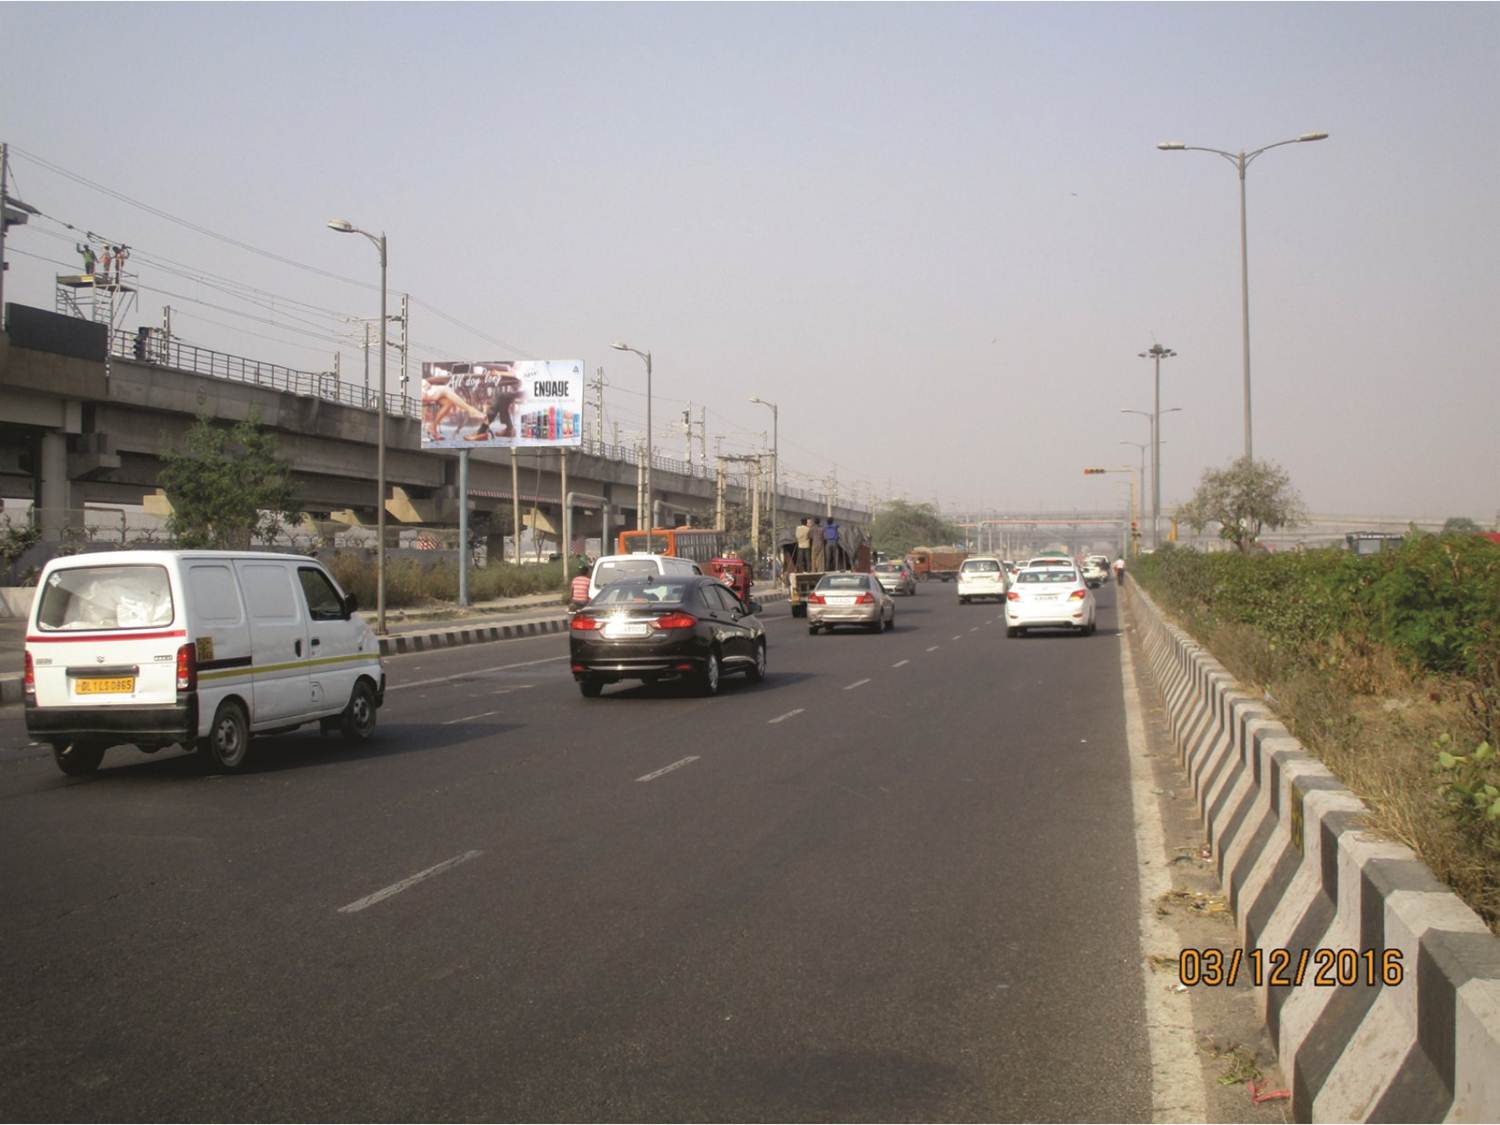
[707, 556, 753, 603]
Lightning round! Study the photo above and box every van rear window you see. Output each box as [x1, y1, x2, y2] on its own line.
[37, 565, 174, 631]
[593, 559, 659, 586]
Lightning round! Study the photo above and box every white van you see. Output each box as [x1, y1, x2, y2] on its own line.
[24, 550, 384, 776]
[587, 553, 700, 600]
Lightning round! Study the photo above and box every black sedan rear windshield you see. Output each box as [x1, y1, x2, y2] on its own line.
[592, 580, 694, 606]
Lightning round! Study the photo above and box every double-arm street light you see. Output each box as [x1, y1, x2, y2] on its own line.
[327, 218, 388, 635]
[611, 342, 653, 529]
[1139, 344, 1175, 550]
[749, 396, 778, 567]
[1122, 402, 1182, 549]
[1156, 131, 1328, 461]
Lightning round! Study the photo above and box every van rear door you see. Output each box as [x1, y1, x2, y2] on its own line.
[232, 560, 311, 726]
[28, 562, 182, 710]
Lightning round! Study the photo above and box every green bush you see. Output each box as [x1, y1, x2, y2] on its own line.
[324, 552, 564, 609]
[1435, 734, 1500, 858]
[1134, 535, 1500, 684]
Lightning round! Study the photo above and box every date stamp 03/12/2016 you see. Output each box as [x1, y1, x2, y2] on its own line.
[1179, 947, 1405, 989]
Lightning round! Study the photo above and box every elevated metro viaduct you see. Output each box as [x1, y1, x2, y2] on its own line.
[0, 304, 869, 551]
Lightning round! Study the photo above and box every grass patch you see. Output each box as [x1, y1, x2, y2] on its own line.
[1135, 538, 1500, 931]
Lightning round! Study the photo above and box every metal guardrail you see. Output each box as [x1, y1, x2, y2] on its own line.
[107, 329, 855, 509]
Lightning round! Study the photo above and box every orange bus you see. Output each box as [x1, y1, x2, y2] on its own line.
[616, 527, 727, 566]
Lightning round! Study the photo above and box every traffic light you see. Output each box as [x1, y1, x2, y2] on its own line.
[1083, 468, 1107, 475]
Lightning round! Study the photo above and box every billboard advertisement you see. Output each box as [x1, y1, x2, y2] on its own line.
[419, 360, 584, 449]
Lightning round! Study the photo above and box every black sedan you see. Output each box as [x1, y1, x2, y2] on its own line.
[569, 576, 767, 698]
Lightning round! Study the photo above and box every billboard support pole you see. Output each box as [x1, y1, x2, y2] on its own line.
[458, 449, 470, 607]
[560, 448, 570, 587]
[511, 448, 521, 565]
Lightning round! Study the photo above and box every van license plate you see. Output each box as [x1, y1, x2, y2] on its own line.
[77, 677, 135, 694]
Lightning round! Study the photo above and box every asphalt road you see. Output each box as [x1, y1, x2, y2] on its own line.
[0, 581, 1152, 1122]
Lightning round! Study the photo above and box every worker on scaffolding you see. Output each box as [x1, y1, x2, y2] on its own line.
[76, 242, 96, 276]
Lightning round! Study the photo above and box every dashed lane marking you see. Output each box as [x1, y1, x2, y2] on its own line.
[892, 659, 909, 668]
[338, 850, 483, 914]
[844, 678, 871, 690]
[926, 645, 940, 652]
[951, 634, 962, 641]
[768, 708, 805, 725]
[636, 756, 700, 782]
[441, 709, 505, 725]
[389, 655, 568, 691]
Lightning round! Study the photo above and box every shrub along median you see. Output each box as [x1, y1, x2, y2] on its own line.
[1132, 534, 1500, 930]
[325, 552, 566, 610]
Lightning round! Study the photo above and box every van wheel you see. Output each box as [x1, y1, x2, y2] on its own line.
[341, 680, 378, 742]
[53, 741, 105, 777]
[202, 700, 251, 772]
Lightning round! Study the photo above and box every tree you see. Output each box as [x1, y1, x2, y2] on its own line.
[1176, 457, 1306, 554]
[872, 499, 963, 556]
[1442, 516, 1481, 535]
[158, 412, 301, 548]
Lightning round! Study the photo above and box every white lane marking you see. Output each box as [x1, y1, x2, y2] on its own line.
[389, 655, 568, 691]
[768, 708, 805, 725]
[844, 678, 871, 690]
[892, 659, 910, 668]
[636, 756, 700, 782]
[926, 645, 940, 652]
[1119, 604, 1209, 1120]
[338, 850, 483, 915]
[951, 634, 962, 641]
[441, 709, 505, 725]
[970, 626, 979, 632]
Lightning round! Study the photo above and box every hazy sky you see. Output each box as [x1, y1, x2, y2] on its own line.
[3, 3, 1496, 520]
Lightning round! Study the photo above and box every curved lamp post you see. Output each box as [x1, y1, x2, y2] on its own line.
[1156, 131, 1328, 460]
[327, 218, 388, 635]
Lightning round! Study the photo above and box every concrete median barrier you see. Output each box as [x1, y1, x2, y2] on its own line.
[1128, 578, 1500, 1122]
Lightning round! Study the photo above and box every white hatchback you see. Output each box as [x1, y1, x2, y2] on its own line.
[1006, 564, 1097, 637]
[956, 556, 1008, 604]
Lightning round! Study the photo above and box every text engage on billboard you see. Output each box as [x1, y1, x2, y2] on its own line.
[419, 360, 584, 450]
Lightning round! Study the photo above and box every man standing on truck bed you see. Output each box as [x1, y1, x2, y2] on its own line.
[795, 518, 812, 572]
[824, 517, 841, 570]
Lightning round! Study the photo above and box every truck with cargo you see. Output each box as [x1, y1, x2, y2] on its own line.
[908, 546, 969, 582]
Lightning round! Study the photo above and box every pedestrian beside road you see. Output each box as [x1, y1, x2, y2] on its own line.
[1113, 556, 1125, 585]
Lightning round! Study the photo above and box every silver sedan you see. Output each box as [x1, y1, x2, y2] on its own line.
[807, 572, 896, 634]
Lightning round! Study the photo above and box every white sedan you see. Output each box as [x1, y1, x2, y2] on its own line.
[1006, 564, 1097, 637]
[956, 556, 1008, 604]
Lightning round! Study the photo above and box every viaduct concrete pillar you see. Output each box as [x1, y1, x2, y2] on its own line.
[37, 430, 73, 544]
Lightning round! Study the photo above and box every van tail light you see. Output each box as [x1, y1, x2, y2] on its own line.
[175, 643, 197, 692]
[652, 612, 697, 630]
[570, 615, 601, 631]
[853, 593, 875, 605]
[1007, 591, 1021, 601]
[23, 652, 35, 700]
[1068, 589, 1087, 601]
[807, 593, 825, 605]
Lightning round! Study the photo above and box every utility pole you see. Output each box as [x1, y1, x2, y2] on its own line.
[682, 407, 693, 465]
[397, 293, 410, 399]
[1139, 343, 1176, 550]
[715, 457, 727, 530]
[697, 407, 707, 477]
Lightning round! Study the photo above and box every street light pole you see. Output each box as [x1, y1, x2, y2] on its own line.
[1157, 131, 1328, 461]
[611, 342, 652, 530]
[328, 219, 388, 635]
[750, 396, 778, 571]
[1138, 344, 1175, 549]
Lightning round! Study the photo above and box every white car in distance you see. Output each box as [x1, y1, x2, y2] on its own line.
[1006, 564, 1097, 637]
[956, 556, 1007, 604]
